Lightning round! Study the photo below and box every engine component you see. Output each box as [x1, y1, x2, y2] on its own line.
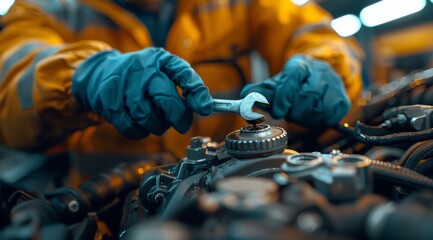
[366, 191, 433, 240]
[401, 140, 433, 170]
[9, 161, 155, 227]
[382, 105, 433, 131]
[200, 177, 279, 211]
[281, 152, 372, 202]
[4, 91, 433, 240]
[339, 105, 433, 146]
[225, 124, 287, 158]
[370, 160, 433, 191]
[359, 68, 433, 121]
[138, 137, 227, 214]
[139, 124, 291, 215]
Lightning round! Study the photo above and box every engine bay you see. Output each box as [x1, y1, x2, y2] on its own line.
[2, 69, 433, 240]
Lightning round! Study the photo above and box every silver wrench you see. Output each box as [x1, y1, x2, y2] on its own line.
[212, 92, 270, 124]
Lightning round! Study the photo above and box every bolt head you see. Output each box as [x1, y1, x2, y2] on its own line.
[296, 212, 323, 233]
[330, 149, 341, 155]
[154, 193, 165, 204]
[190, 137, 203, 148]
[68, 200, 80, 213]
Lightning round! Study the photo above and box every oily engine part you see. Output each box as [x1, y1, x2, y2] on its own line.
[225, 124, 287, 158]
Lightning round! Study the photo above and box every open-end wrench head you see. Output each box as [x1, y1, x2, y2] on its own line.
[240, 92, 270, 122]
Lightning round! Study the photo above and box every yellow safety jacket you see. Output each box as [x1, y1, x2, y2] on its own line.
[0, 0, 362, 158]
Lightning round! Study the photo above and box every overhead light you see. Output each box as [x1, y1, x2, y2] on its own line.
[291, 0, 310, 6]
[331, 14, 362, 37]
[0, 0, 14, 15]
[360, 0, 426, 27]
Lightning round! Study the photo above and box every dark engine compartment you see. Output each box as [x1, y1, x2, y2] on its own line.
[2, 69, 433, 240]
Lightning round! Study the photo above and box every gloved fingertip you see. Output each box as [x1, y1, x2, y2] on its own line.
[175, 122, 192, 134]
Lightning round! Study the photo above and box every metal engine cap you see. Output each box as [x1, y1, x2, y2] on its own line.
[225, 124, 287, 158]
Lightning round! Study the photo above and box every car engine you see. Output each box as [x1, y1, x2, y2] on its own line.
[2, 69, 433, 240]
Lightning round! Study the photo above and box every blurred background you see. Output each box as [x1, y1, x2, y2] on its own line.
[301, 0, 433, 88]
[1, 0, 433, 88]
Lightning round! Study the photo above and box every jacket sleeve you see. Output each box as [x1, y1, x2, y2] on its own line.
[250, 0, 363, 102]
[0, 1, 110, 150]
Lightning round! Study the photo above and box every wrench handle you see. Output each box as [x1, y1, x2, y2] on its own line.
[212, 99, 241, 114]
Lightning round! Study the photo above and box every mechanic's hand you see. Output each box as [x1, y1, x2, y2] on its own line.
[72, 48, 213, 139]
[241, 55, 350, 128]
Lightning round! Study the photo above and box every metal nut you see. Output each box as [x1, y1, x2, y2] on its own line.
[68, 200, 80, 213]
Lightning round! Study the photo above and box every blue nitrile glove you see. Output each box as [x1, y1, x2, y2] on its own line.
[72, 48, 213, 139]
[241, 55, 351, 128]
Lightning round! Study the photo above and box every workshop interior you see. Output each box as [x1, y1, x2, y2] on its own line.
[1, 0, 433, 239]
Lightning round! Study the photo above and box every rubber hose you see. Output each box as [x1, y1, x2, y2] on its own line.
[371, 161, 433, 190]
[354, 122, 433, 146]
[404, 140, 433, 170]
[398, 141, 426, 165]
[415, 157, 433, 175]
[365, 147, 405, 162]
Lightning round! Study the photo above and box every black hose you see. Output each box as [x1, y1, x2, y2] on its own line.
[415, 157, 433, 175]
[371, 160, 433, 191]
[403, 140, 433, 170]
[354, 122, 433, 146]
[364, 147, 405, 162]
[11, 161, 156, 226]
[398, 141, 426, 165]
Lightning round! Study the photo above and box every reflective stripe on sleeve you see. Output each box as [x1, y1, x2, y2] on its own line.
[290, 21, 333, 40]
[0, 42, 43, 84]
[17, 46, 60, 109]
[27, 0, 118, 32]
[194, 0, 252, 14]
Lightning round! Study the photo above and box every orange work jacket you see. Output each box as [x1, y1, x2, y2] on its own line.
[0, 0, 362, 158]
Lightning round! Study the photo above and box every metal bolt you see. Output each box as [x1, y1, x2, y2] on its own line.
[330, 149, 341, 155]
[68, 200, 79, 213]
[190, 137, 203, 148]
[273, 172, 291, 186]
[199, 194, 219, 213]
[296, 212, 323, 233]
[154, 193, 165, 204]
[187, 137, 207, 160]
[397, 114, 407, 126]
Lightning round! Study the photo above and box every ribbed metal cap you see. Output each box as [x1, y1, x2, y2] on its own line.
[225, 124, 287, 158]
